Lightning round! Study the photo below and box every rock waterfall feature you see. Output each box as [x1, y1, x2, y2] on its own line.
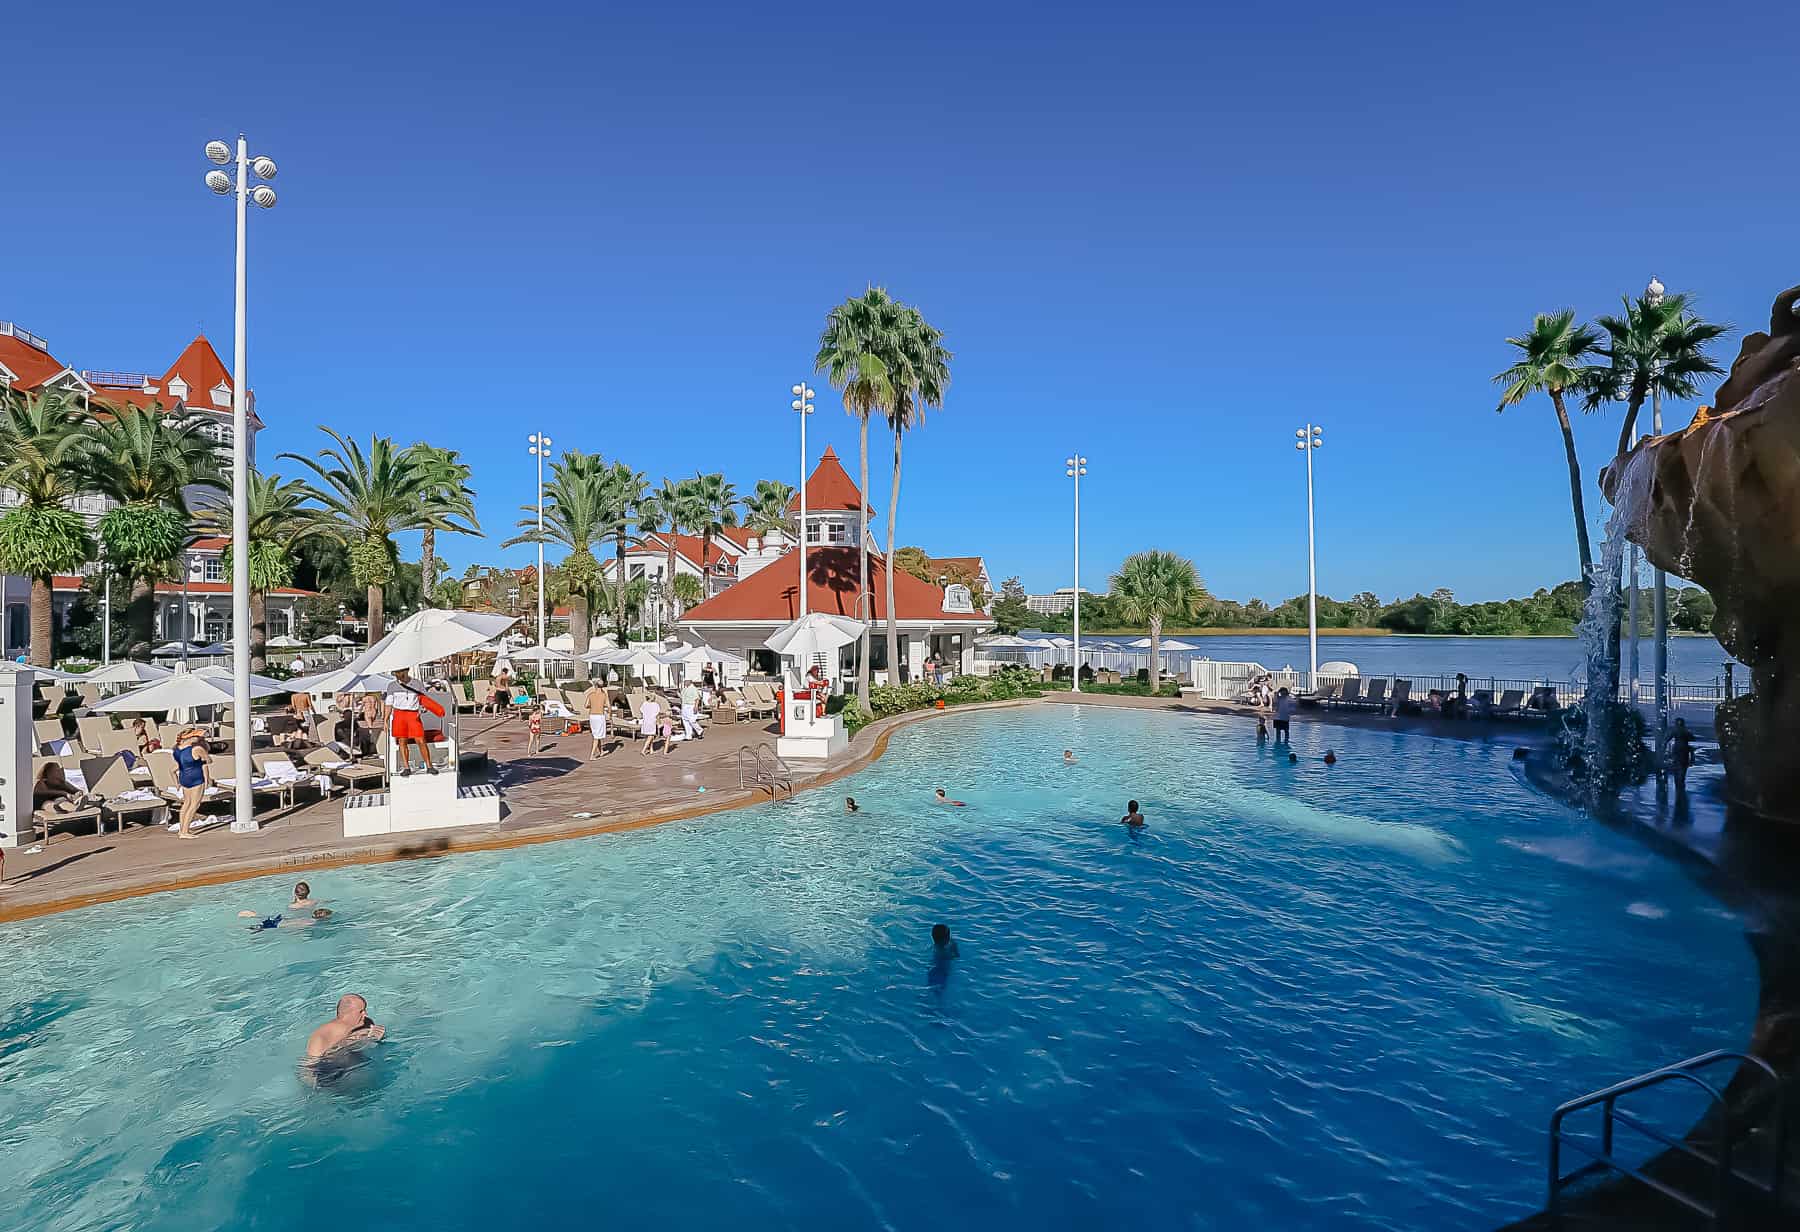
[1601, 283, 1800, 822]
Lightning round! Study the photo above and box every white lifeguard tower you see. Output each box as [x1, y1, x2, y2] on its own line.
[335, 609, 516, 838]
[764, 612, 862, 761]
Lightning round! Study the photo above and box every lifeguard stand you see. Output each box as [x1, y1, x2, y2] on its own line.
[342, 682, 501, 836]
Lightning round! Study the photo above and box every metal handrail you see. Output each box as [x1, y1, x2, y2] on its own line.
[1548, 1049, 1788, 1227]
[735, 742, 793, 797]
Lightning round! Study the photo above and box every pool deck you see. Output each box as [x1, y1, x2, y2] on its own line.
[0, 701, 1028, 923]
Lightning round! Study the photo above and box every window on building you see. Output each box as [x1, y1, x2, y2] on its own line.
[210, 382, 232, 408]
[806, 522, 822, 544]
[203, 556, 224, 582]
[167, 377, 189, 400]
[826, 522, 849, 544]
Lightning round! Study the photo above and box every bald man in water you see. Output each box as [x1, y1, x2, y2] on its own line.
[306, 993, 386, 1058]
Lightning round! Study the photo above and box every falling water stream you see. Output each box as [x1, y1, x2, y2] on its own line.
[1579, 450, 1655, 786]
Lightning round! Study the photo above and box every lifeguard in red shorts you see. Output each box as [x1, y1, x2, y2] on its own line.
[383, 667, 443, 777]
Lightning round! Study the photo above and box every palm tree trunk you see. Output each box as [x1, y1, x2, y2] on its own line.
[614, 530, 630, 639]
[665, 541, 679, 631]
[1616, 390, 1648, 459]
[367, 584, 385, 645]
[1551, 390, 1594, 597]
[1148, 615, 1163, 692]
[701, 530, 714, 599]
[570, 591, 590, 659]
[857, 414, 871, 707]
[885, 427, 902, 683]
[419, 526, 436, 614]
[28, 575, 53, 667]
[128, 577, 155, 653]
[249, 590, 268, 672]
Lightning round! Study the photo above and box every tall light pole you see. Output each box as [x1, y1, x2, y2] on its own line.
[527, 432, 551, 650]
[792, 383, 815, 617]
[1296, 423, 1323, 680]
[1646, 275, 1670, 762]
[1065, 453, 1086, 693]
[203, 135, 275, 832]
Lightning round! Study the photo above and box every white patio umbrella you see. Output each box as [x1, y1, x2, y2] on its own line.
[588, 646, 666, 680]
[763, 612, 864, 659]
[94, 668, 285, 713]
[978, 634, 1036, 648]
[342, 608, 520, 676]
[2, 662, 84, 681]
[656, 643, 741, 667]
[150, 641, 200, 658]
[84, 660, 176, 686]
[193, 664, 293, 692]
[265, 634, 305, 649]
[510, 645, 577, 666]
[286, 665, 397, 696]
[1127, 637, 1200, 652]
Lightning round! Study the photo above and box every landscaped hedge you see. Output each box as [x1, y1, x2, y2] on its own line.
[829, 666, 1044, 734]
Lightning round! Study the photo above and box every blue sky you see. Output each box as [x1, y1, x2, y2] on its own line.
[6, 2, 1795, 603]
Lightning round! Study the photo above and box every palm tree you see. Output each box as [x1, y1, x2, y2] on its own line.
[742, 479, 795, 538]
[505, 449, 607, 657]
[688, 472, 739, 599]
[818, 287, 903, 706]
[282, 429, 471, 644]
[644, 476, 705, 630]
[600, 462, 648, 640]
[1585, 290, 1730, 456]
[1492, 310, 1603, 596]
[85, 407, 225, 653]
[194, 470, 318, 670]
[671, 571, 704, 611]
[0, 390, 98, 665]
[1109, 550, 1204, 692]
[880, 304, 952, 682]
[408, 444, 480, 612]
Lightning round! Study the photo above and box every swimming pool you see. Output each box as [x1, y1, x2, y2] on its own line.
[1, 706, 1755, 1231]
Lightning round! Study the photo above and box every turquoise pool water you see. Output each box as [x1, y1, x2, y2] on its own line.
[1, 706, 1756, 1231]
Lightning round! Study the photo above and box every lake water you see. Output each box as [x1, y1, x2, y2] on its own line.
[1030, 634, 1738, 688]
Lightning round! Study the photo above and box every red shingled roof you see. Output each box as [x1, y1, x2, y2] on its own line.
[161, 335, 231, 405]
[0, 332, 68, 389]
[785, 446, 874, 516]
[679, 547, 987, 625]
[642, 532, 736, 570]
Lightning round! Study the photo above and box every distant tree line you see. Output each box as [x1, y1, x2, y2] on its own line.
[990, 575, 1715, 637]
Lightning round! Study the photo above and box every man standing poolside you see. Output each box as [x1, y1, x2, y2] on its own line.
[679, 678, 702, 741]
[306, 993, 385, 1058]
[585, 681, 611, 759]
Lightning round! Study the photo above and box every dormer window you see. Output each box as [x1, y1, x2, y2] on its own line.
[167, 377, 189, 400]
[211, 382, 231, 408]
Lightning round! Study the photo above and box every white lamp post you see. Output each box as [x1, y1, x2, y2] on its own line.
[1645, 275, 1670, 761]
[527, 432, 552, 651]
[203, 134, 275, 833]
[1296, 423, 1323, 680]
[792, 383, 815, 617]
[1065, 454, 1086, 692]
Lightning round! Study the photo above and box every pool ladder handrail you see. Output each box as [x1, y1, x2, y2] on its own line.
[1548, 1048, 1789, 1228]
[735, 742, 793, 797]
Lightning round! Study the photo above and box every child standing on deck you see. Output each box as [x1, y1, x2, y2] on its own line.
[526, 704, 544, 755]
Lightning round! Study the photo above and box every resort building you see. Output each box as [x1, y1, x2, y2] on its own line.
[42, 537, 315, 645]
[0, 319, 269, 652]
[678, 448, 991, 681]
[1025, 586, 1093, 616]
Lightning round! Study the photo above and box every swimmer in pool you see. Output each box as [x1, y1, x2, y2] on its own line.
[1121, 800, 1145, 828]
[934, 789, 966, 807]
[241, 906, 332, 929]
[290, 881, 317, 910]
[1288, 752, 1299, 764]
[306, 993, 385, 1059]
[1323, 750, 1337, 765]
[1063, 749, 1077, 764]
[845, 796, 861, 813]
[931, 923, 960, 958]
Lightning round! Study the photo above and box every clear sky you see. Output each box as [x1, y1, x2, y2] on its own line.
[6, 2, 1794, 603]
